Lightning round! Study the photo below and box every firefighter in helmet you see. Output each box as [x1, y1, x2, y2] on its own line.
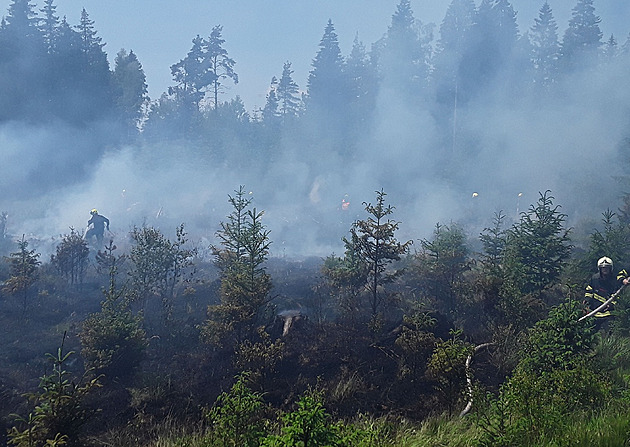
[585, 257, 629, 319]
[86, 209, 110, 248]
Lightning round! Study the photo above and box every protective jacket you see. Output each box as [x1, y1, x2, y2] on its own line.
[585, 269, 628, 317]
[88, 214, 110, 235]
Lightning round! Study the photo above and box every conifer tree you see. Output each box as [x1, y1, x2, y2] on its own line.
[277, 61, 301, 122]
[4, 0, 41, 42]
[76, 8, 108, 71]
[603, 34, 618, 62]
[376, 0, 432, 102]
[80, 241, 146, 380]
[8, 333, 101, 445]
[560, 0, 602, 71]
[205, 25, 238, 110]
[201, 187, 272, 347]
[0, 0, 45, 121]
[432, 0, 477, 107]
[344, 189, 412, 325]
[460, 0, 518, 98]
[39, 0, 59, 53]
[51, 228, 89, 287]
[113, 48, 148, 136]
[74, 8, 113, 120]
[530, 1, 560, 89]
[503, 190, 572, 296]
[262, 75, 280, 123]
[572, 209, 630, 281]
[307, 19, 346, 113]
[415, 222, 471, 316]
[305, 19, 351, 150]
[344, 34, 378, 141]
[3, 235, 41, 314]
[170, 34, 210, 112]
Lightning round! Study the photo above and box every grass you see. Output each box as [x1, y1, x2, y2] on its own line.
[82, 404, 630, 447]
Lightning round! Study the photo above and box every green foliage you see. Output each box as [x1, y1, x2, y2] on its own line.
[395, 309, 438, 380]
[261, 389, 341, 447]
[518, 297, 596, 374]
[201, 187, 272, 347]
[474, 297, 610, 445]
[414, 222, 471, 315]
[321, 250, 368, 323]
[204, 373, 266, 447]
[497, 365, 611, 444]
[3, 234, 41, 313]
[112, 48, 148, 137]
[338, 189, 411, 322]
[590, 333, 630, 392]
[568, 209, 630, 285]
[473, 212, 508, 329]
[8, 333, 101, 447]
[50, 228, 89, 287]
[503, 190, 572, 296]
[128, 223, 196, 321]
[234, 327, 286, 383]
[79, 241, 146, 380]
[478, 211, 507, 278]
[426, 329, 473, 413]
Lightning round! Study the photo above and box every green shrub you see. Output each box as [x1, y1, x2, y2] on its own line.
[8, 334, 101, 447]
[204, 372, 267, 446]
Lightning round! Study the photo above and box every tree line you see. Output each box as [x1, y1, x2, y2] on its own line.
[1, 0, 629, 176]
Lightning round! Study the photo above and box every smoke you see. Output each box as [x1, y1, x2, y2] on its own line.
[5, 62, 630, 260]
[2, 1, 630, 260]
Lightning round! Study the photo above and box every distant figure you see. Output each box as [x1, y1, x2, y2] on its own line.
[585, 256, 629, 320]
[86, 209, 110, 248]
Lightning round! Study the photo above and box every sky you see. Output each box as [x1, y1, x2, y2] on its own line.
[2, 0, 627, 111]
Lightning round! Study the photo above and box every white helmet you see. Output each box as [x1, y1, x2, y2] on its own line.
[597, 257, 613, 269]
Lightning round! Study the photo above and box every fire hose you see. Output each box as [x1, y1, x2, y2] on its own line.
[460, 342, 494, 418]
[578, 283, 626, 322]
[460, 283, 627, 417]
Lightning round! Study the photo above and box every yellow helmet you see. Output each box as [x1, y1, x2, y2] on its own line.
[597, 257, 613, 269]
[90, 209, 98, 215]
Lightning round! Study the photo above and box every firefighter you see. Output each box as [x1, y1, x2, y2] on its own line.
[585, 257, 629, 320]
[86, 209, 110, 248]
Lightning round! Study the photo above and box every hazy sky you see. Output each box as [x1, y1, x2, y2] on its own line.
[2, 0, 627, 111]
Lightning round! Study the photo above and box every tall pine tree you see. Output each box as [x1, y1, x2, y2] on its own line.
[205, 25, 238, 110]
[560, 0, 602, 72]
[376, 0, 432, 104]
[113, 49, 148, 138]
[530, 1, 560, 90]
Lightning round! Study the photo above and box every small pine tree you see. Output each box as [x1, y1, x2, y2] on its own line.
[201, 186, 272, 348]
[262, 389, 340, 447]
[3, 234, 41, 314]
[128, 223, 196, 323]
[344, 189, 411, 325]
[503, 190, 572, 296]
[8, 333, 101, 446]
[415, 222, 471, 316]
[204, 373, 266, 447]
[426, 329, 473, 414]
[51, 228, 89, 287]
[80, 241, 146, 380]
